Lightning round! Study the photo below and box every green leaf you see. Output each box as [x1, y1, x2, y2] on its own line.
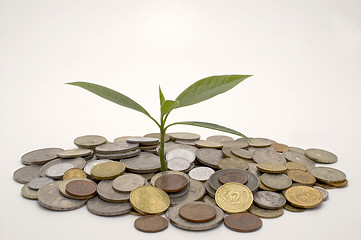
[159, 85, 165, 105]
[175, 75, 252, 108]
[166, 121, 248, 139]
[161, 100, 179, 117]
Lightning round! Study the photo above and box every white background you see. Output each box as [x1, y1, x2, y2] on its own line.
[1, 0, 360, 239]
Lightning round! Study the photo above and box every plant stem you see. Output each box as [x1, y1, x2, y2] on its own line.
[159, 126, 167, 172]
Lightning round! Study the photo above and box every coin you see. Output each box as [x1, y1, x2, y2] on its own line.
[247, 162, 262, 178]
[130, 185, 170, 214]
[231, 148, 252, 159]
[195, 140, 223, 149]
[13, 165, 42, 184]
[127, 137, 160, 145]
[144, 133, 171, 142]
[134, 215, 168, 232]
[59, 178, 96, 200]
[259, 180, 277, 191]
[222, 141, 249, 149]
[150, 171, 190, 186]
[166, 148, 196, 163]
[168, 201, 224, 231]
[218, 169, 248, 185]
[167, 184, 190, 199]
[45, 162, 75, 179]
[155, 174, 189, 193]
[161, 141, 198, 154]
[217, 157, 250, 171]
[284, 185, 323, 209]
[74, 135, 107, 149]
[233, 138, 250, 148]
[253, 149, 286, 164]
[257, 162, 287, 173]
[97, 180, 129, 203]
[248, 204, 284, 218]
[224, 213, 262, 232]
[95, 149, 141, 160]
[248, 138, 275, 147]
[188, 167, 215, 182]
[324, 179, 348, 188]
[310, 167, 346, 183]
[168, 132, 201, 141]
[253, 191, 286, 209]
[215, 182, 253, 213]
[112, 173, 146, 193]
[283, 203, 306, 212]
[179, 202, 217, 223]
[206, 135, 234, 142]
[21, 148, 63, 165]
[21, 183, 38, 200]
[95, 142, 139, 154]
[167, 158, 191, 172]
[57, 149, 92, 158]
[39, 157, 86, 178]
[65, 179, 97, 197]
[282, 151, 315, 171]
[196, 148, 224, 168]
[83, 159, 110, 175]
[313, 186, 329, 200]
[63, 168, 87, 180]
[120, 152, 161, 173]
[260, 173, 292, 190]
[28, 177, 54, 190]
[174, 139, 197, 145]
[203, 195, 217, 206]
[270, 143, 290, 152]
[305, 148, 337, 164]
[87, 196, 132, 216]
[287, 170, 316, 185]
[288, 147, 305, 154]
[91, 161, 125, 180]
[209, 169, 259, 193]
[38, 181, 87, 211]
[283, 162, 307, 172]
[205, 180, 216, 198]
[170, 179, 205, 206]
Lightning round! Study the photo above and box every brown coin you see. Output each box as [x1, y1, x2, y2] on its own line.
[65, 179, 97, 197]
[224, 213, 262, 232]
[270, 143, 290, 152]
[283, 162, 307, 172]
[218, 170, 248, 185]
[178, 202, 217, 223]
[155, 174, 189, 193]
[324, 179, 348, 188]
[287, 170, 316, 185]
[134, 215, 168, 233]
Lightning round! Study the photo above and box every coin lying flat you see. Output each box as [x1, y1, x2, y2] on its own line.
[91, 161, 125, 180]
[257, 162, 287, 174]
[130, 185, 170, 214]
[209, 169, 259, 193]
[287, 170, 316, 185]
[168, 132, 201, 141]
[74, 135, 107, 149]
[57, 149, 92, 159]
[134, 215, 169, 233]
[150, 171, 190, 187]
[161, 142, 199, 154]
[39, 157, 86, 178]
[305, 148, 337, 164]
[206, 135, 234, 143]
[188, 167, 215, 182]
[253, 191, 286, 209]
[248, 138, 275, 147]
[121, 152, 161, 173]
[325, 179, 348, 188]
[282, 151, 315, 171]
[46, 163, 75, 179]
[253, 149, 286, 164]
[95, 149, 141, 160]
[196, 148, 224, 168]
[95, 142, 139, 154]
[283, 203, 306, 212]
[284, 185, 323, 209]
[63, 168, 87, 180]
[127, 137, 160, 145]
[112, 173, 146, 193]
[144, 133, 171, 142]
[87, 196, 132, 216]
[179, 202, 217, 223]
[202, 195, 217, 206]
[21, 148, 63, 165]
[195, 140, 223, 149]
[222, 141, 249, 149]
[59, 178, 96, 200]
[270, 143, 290, 152]
[28, 177, 54, 190]
[170, 179, 205, 206]
[283, 162, 307, 172]
[288, 147, 305, 154]
[97, 180, 129, 203]
[310, 167, 346, 183]
[21, 183, 38, 200]
[167, 158, 191, 172]
[217, 158, 249, 170]
[13, 165, 42, 184]
[215, 182, 253, 213]
[83, 159, 110, 175]
[260, 173, 292, 190]
[231, 148, 252, 159]
[205, 180, 216, 198]
[248, 204, 284, 218]
[155, 174, 189, 193]
[167, 184, 190, 199]
[224, 213, 262, 232]
[314, 186, 329, 200]
[65, 179, 97, 197]
[218, 169, 248, 185]
[166, 148, 196, 163]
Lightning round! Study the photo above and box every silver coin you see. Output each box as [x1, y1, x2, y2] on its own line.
[205, 180, 216, 198]
[166, 148, 196, 163]
[222, 141, 248, 149]
[97, 180, 130, 203]
[248, 204, 284, 218]
[231, 148, 253, 159]
[95, 142, 139, 154]
[168, 132, 201, 141]
[74, 135, 107, 149]
[188, 167, 215, 182]
[260, 173, 292, 190]
[21, 148, 63, 165]
[160, 141, 199, 154]
[87, 196, 132, 216]
[120, 152, 161, 173]
[39, 157, 86, 177]
[13, 165, 42, 184]
[174, 140, 197, 145]
[112, 173, 146, 193]
[21, 183, 38, 200]
[195, 148, 224, 168]
[305, 148, 337, 164]
[58, 178, 97, 200]
[57, 149, 92, 159]
[127, 137, 160, 145]
[310, 167, 346, 183]
[248, 147, 273, 155]
[83, 159, 111, 175]
[203, 195, 217, 206]
[96, 149, 141, 160]
[28, 177, 54, 190]
[209, 169, 259, 193]
[168, 184, 190, 199]
[167, 158, 191, 172]
[288, 147, 305, 154]
[313, 186, 329, 200]
[206, 135, 234, 143]
[170, 179, 205, 206]
[168, 201, 224, 231]
[248, 138, 276, 147]
[253, 149, 286, 164]
[253, 191, 286, 209]
[282, 151, 315, 171]
[45, 162, 75, 179]
[150, 171, 190, 187]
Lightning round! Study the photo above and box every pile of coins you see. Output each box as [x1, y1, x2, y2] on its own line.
[13, 133, 348, 233]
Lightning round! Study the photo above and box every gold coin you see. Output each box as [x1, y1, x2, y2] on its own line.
[284, 186, 323, 209]
[324, 179, 348, 188]
[195, 140, 223, 149]
[91, 161, 125, 180]
[256, 162, 287, 174]
[215, 182, 253, 213]
[63, 168, 87, 181]
[217, 158, 249, 170]
[130, 185, 170, 215]
[287, 170, 316, 185]
[270, 143, 290, 152]
[283, 162, 307, 172]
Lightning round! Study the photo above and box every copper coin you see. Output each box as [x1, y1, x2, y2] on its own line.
[65, 179, 97, 197]
[154, 174, 188, 193]
[218, 170, 248, 185]
[179, 202, 217, 223]
[287, 170, 316, 185]
[224, 213, 262, 232]
[134, 215, 168, 233]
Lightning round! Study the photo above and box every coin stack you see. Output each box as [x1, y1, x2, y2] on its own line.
[13, 133, 348, 233]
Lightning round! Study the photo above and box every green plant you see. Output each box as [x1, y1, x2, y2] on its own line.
[67, 74, 251, 172]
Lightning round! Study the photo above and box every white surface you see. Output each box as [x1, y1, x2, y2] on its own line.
[1, 0, 360, 239]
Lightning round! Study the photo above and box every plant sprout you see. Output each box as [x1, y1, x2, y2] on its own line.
[67, 74, 251, 172]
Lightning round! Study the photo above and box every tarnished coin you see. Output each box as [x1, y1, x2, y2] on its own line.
[287, 170, 316, 185]
[127, 137, 160, 145]
[196, 148, 224, 168]
[259, 180, 277, 191]
[270, 143, 290, 152]
[247, 162, 262, 178]
[257, 162, 287, 173]
[260, 173, 292, 190]
[248, 204, 284, 218]
[209, 169, 259, 193]
[57, 149, 92, 158]
[87, 196, 132, 216]
[217, 157, 249, 170]
[168, 201, 224, 231]
[313, 186, 329, 200]
[40, 157, 86, 178]
[167, 158, 191, 172]
[91, 161, 125, 180]
[96, 149, 141, 160]
[288, 147, 305, 154]
[21, 183, 38, 200]
[310, 167, 346, 183]
[155, 174, 189, 193]
[253, 191, 286, 209]
[168, 132, 201, 141]
[207, 135, 234, 143]
[74, 135, 107, 149]
[282, 151, 315, 171]
[46, 163, 75, 179]
[222, 141, 249, 149]
[218, 169, 248, 185]
[203, 195, 217, 206]
[253, 149, 286, 164]
[324, 179, 348, 188]
[179, 202, 217, 223]
[161, 141, 199, 154]
[167, 184, 190, 199]
[224, 213, 262, 232]
[231, 148, 252, 159]
[95, 142, 139, 154]
[144, 133, 171, 142]
[248, 138, 275, 147]
[121, 152, 161, 173]
[59, 178, 96, 200]
[284, 185, 323, 209]
[166, 148, 196, 163]
[112, 173, 146, 193]
[21, 148, 63, 165]
[151, 171, 190, 186]
[134, 215, 169, 233]
[233, 138, 250, 148]
[174, 140, 197, 145]
[65, 179, 97, 197]
[215, 182, 253, 213]
[130, 185, 170, 214]
[195, 140, 223, 149]
[83, 159, 110, 175]
[283, 203, 306, 212]
[38, 181, 87, 211]
[305, 148, 337, 164]
[13, 165, 42, 184]
[28, 177, 54, 190]
[170, 179, 206, 206]
[97, 180, 129, 203]
[283, 162, 307, 172]
[205, 180, 216, 198]
[188, 167, 215, 182]
[63, 168, 87, 180]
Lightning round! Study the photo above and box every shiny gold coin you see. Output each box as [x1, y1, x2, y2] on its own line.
[283, 162, 307, 172]
[130, 185, 170, 215]
[217, 158, 249, 170]
[270, 143, 290, 152]
[284, 186, 323, 209]
[215, 182, 253, 213]
[63, 168, 87, 181]
[287, 170, 316, 185]
[195, 140, 223, 149]
[91, 161, 125, 180]
[256, 162, 287, 174]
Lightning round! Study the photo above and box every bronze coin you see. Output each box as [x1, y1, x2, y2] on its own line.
[134, 215, 168, 233]
[287, 170, 316, 185]
[270, 143, 290, 152]
[154, 174, 188, 193]
[65, 179, 97, 197]
[218, 170, 248, 185]
[178, 202, 217, 223]
[224, 213, 262, 232]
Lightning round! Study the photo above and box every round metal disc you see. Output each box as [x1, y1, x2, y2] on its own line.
[13, 165, 42, 184]
[120, 152, 161, 173]
[87, 196, 132, 216]
[21, 148, 63, 165]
